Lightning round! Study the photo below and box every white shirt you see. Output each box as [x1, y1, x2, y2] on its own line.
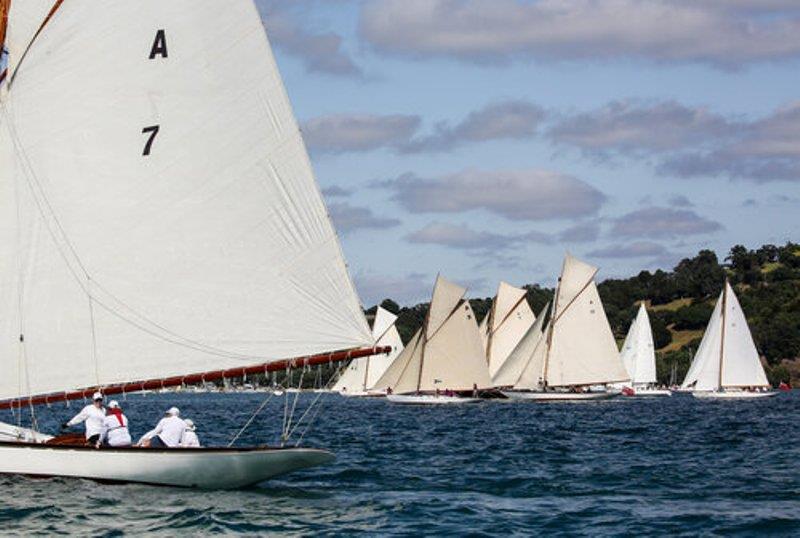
[180, 430, 200, 448]
[141, 415, 186, 448]
[101, 413, 132, 447]
[67, 404, 106, 439]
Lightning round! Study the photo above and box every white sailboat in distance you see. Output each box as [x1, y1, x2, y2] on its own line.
[373, 276, 492, 404]
[333, 306, 405, 397]
[502, 255, 630, 401]
[480, 282, 536, 379]
[682, 282, 776, 399]
[619, 304, 671, 397]
[0, 0, 389, 488]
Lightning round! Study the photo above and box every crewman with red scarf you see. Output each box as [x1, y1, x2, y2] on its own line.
[99, 401, 132, 448]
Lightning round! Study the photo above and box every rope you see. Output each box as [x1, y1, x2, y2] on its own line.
[227, 392, 274, 447]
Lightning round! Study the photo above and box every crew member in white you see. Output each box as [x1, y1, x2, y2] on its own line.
[99, 400, 132, 448]
[180, 419, 201, 448]
[63, 392, 106, 445]
[137, 407, 186, 448]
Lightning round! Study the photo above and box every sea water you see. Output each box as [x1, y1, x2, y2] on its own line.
[1, 391, 798, 536]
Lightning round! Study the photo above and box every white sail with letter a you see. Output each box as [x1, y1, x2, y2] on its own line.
[0, 0, 373, 403]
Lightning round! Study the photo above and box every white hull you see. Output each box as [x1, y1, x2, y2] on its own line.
[338, 391, 385, 398]
[501, 390, 618, 401]
[0, 442, 333, 489]
[386, 394, 482, 405]
[624, 388, 672, 398]
[691, 391, 778, 399]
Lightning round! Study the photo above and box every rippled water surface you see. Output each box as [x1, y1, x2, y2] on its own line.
[1, 391, 799, 536]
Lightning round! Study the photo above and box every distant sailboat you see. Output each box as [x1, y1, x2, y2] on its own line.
[492, 302, 549, 388]
[619, 304, 671, 397]
[480, 282, 536, 378]
[0, 0, 388, 488]
[682, 282, 776, 399]
[333, 306, 404, 397]
[502, 255, 629, 401]
[374, 276, 491, 404]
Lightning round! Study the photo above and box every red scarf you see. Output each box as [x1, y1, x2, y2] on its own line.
[107, 408, 125, 427]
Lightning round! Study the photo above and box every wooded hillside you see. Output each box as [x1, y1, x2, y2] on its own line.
[369, 242, 800, 386]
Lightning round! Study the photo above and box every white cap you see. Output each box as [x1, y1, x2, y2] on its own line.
[166, 406, 180, 416]
[184, 419, 195, 431]
[92, 392, 103, 401]
[108, 400, 120, 409]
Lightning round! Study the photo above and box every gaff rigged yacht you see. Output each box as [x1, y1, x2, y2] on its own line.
[0, 0, 387, 488]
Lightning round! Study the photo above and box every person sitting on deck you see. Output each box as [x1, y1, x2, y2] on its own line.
[180, 419, 201, 448]
[63, 391, 106, 445]
[137, 407, 186, 448]
[99, 401, 132, 448]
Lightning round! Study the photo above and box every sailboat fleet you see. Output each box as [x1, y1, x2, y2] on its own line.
[334, 257, 777, 403]
[0, 0, 783, 490]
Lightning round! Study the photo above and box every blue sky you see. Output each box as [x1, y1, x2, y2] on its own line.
[256, 0, 800, 306]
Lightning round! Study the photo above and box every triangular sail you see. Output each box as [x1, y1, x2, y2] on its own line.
[544, 255, 629, 387]
[0, 1, 373, 402]
[427, 276, 467, 338]
[720, 283, 769, 387]
[492, 302, 549, 387]
[620, 303, 657, 385]
[332, 306, 404, 393]
[372, 277, 491, 394]
[681, 295, 724, 391]
[484, 282, 536, 377]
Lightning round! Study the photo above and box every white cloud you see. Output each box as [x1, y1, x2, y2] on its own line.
[360, 0, 800, 68]
[406, 221, 551, 252]
[303, 114, 421, 153]
[402, 101, 545, 153]
[611, 207, 723, 238]
[258, 1, 363, 77]
[588, 241, 668, 258]
[328, 202, 401, 233]
[383, 169, 606, 221]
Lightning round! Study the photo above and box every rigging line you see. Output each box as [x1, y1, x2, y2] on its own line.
[282, 367, 306, 445]
[227, 392, 274, 448]
[7, 0, 65, 88]
[286, 362, 346, 442]
[288, 388, 327, 445]
[87, 288, 100, 385]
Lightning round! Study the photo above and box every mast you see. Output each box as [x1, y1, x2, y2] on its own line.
[415, 278, 436, 393]
[717, 280, 728, 390]
[542, 258, 566, 387]
[484, 299, 498, 366]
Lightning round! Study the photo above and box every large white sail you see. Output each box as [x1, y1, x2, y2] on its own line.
[492, 302, 548, 387]
[333, 307, 404, 393]
[0, 1, 373, 402]
[373, 276, 491, 393]
[682, 282, 768, 391]
[720, 283, 769, 387]
[620, 303, 657, 385]
[543, 255, 629, 387]
[483, 282, 536, 377]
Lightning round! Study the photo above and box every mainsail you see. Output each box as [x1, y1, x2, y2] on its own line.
[0, 1, 375, 404]
[372, 276, 492, 393]
[516, 254, 629, 389]
[681, 282, 769, 391]
[482, 282, 536, 377]
[333, 306, 404, 393]
[492, 302, 549, 387]
[619, 303, 657, 385]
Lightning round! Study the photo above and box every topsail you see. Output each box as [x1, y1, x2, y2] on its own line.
[0, 1, 373, 403]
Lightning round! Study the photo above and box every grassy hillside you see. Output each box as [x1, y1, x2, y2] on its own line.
[372, 242, 800, 387]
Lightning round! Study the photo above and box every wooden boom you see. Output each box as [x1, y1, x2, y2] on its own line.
[0, 346, 391, 410]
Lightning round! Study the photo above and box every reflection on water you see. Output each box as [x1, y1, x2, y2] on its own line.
[1, 392, 799, 535]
